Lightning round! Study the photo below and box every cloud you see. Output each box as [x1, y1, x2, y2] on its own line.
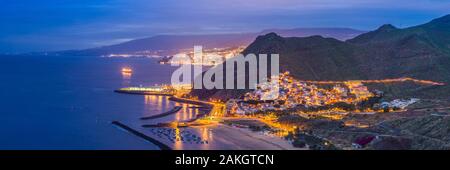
[1, 0, 449, 52]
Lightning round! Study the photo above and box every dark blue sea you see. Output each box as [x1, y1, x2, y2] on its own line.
[0, 55, 197, 149]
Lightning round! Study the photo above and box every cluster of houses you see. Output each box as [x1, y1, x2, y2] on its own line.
[227, 72, 380, 115]
[375, 98, 420, 111]
[225, 72, 420, 115]
[159, 46, 246, 66]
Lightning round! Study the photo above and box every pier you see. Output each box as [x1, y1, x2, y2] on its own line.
[114, 86, 174, 96]
[114, 89, 173, 95]
[140, 106, 182, 120]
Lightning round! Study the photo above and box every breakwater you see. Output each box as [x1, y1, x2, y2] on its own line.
[111, 121, 171, 150]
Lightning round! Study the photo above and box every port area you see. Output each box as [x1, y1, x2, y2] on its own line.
[137, 97, 298, 150]
[112, 91, 296, 149]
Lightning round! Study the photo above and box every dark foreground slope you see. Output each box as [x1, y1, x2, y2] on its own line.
[192, 14, 450, 100]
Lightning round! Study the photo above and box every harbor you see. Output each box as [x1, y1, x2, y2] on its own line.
[112, 86, 297, 150]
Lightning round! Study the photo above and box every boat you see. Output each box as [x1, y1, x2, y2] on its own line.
[114, 86, 174, 95]
[121, 67, 133, 74]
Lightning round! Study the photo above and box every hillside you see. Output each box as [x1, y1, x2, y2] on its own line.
[192, 14, 450, 100]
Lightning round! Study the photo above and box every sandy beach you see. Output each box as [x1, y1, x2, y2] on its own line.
[133, 123, 301, 150]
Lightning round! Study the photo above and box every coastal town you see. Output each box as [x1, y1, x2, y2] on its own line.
[114, 65, 446, 150]
[158, 46, 246, 65]
[228, 72, 425, 116]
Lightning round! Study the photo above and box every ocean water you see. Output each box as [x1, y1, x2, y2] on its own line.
[0, 55, 196, 149]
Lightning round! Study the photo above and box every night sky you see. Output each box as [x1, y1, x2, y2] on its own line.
[0, 0, 449, 53]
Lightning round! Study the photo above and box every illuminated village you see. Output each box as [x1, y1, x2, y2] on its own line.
[158, 46, 247, 65]
[227, 72, 420, 116]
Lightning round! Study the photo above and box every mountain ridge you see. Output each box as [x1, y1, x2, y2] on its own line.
[53, 27, 365, 56]
[192, 14, 450, 100]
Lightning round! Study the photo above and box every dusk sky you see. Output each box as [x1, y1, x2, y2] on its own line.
[1, 0, 449, 53]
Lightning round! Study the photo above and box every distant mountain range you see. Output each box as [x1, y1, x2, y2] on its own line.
[191, 14, 450, 100]
[53, 28, 365, 56]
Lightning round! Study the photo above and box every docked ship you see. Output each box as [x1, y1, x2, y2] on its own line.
[121, 67, 133, 74]
[114, 85, 175, 96]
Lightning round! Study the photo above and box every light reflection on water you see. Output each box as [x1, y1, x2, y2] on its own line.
[141, 95, 202, 123]
[121, 70, 132, 87]
[148, 126, 214, 150]
[116, 58, 212, 150]
[122, 72, 131, 80]
[140, 95, 215, 150]
[0, 56, 184, 149]
[174, 127, 183, 150]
